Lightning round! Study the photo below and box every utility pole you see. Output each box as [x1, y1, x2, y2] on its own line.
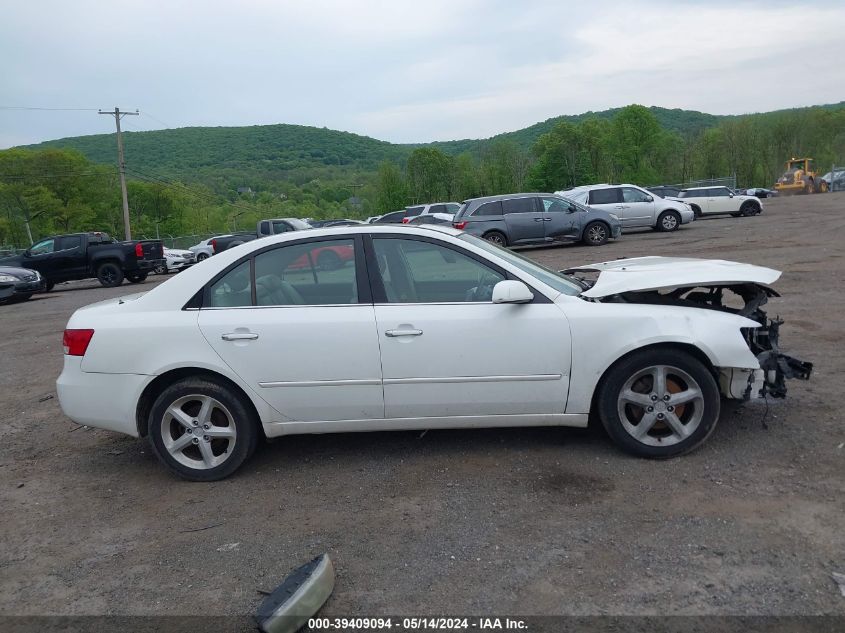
[99, 107, 138, 240]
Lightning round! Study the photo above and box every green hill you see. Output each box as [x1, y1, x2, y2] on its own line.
[23, 102, 845, 189]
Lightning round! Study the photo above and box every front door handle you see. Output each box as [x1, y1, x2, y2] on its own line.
[534, 217, 544, 222]
[385, 329, 423, 337]
[222, 332, 259, 341]
[543, 217, 552, 221]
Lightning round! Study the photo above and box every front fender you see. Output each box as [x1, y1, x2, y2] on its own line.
[560, 299, 760, 413]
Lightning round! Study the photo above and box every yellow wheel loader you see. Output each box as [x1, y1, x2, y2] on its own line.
[774, 158, 829, 195]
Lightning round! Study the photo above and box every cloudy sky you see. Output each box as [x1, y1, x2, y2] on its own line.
[1, 0, 843, 148]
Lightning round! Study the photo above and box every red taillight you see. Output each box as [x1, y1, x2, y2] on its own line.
[211, 239, 217, 253]
[401, 217, 411, 224]
[453, 221, 468, 230]
[135, 243, 143, 257]
[63, 329, 95, 356]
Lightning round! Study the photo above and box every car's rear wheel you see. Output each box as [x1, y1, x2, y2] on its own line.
[597, 348, 720, 458]
[96, 262, 124, 287]
[582, 221, 609, 246]
[317, 250, 342, 271]
[154, 264, 168, 275]
[148, 377, 258, 481]
[656, 211, 680, 232]
[126, 272, 148, 283]
[483, 231, 508, 247]
[196, 252, 209, 261]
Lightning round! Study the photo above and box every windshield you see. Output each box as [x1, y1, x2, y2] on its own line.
[457, 233, 582, 296]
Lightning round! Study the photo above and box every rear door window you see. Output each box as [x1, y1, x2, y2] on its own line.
[502, 197, 536, 214]
[58, 235, 83, 251]
[588, 188, 620, 205]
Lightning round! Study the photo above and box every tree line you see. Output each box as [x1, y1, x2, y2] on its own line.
[2, 104, 843, 247]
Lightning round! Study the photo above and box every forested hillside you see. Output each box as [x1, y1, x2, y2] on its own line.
[3, 102, 843, 248]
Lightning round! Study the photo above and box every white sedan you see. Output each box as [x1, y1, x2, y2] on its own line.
[156, 247, 196, 274]
[56, 225, 811, 480]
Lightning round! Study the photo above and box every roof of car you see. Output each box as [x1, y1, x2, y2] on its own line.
[463, 192, 555, 203]
[684, 186, 725, 191]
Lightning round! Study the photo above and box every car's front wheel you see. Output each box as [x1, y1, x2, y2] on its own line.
[582, 221, 609, 246]
[196, 252, 209, 262]
[597, 348, 720, 458]
[148, 377, 259, 481]
[656, 211, 681, 232]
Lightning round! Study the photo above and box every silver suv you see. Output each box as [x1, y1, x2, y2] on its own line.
[561, 184, 694, 231]
[452, 193, 622, 247]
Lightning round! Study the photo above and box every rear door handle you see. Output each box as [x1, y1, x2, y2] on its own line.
[222, 332, 259, 341]
[385, 329, 423, 337]
[534, 217, 544, 222]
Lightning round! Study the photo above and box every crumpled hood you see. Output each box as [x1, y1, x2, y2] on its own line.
[565, 256, 782, 298]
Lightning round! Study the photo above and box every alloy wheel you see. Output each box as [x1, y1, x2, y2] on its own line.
[160, 394, 238, 470]
[616, 364, 705, 447]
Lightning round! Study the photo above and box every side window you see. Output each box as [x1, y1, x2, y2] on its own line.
[542, 196, 571, 213]
[588, 188, 619, 205]
[713, 188, 729, 197]
[209, 260, 252, 308]
[446, 203, 460, 214]
[502, 197, 536, 214]
[254, 239, 357, 306]
[473, 201, 503, 216]
[272, 221, 292, 233]
[429, 204, 446, 214]
[406, 206, 425, 216]
[373, 238, 505, 303]
[29, 239, 55, 255]
[259, 221, 271, 236]
[58, 235, 82, 251]
[622, 187, 651, 203]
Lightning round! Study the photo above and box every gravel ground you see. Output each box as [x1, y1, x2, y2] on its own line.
[0, 194, 843, 622]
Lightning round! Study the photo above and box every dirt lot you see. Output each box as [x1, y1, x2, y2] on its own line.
[1, 194, 844, 623]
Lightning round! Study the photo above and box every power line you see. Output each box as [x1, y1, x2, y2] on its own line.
[0, 171, 114, 179]
[125, 166, 257, 212]
[0, 106, 100, 111]
[142, 111, 172, 129]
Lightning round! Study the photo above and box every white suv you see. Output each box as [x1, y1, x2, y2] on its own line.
[402, 202, 461, 223]
[559, 184, 694, 232]
[672, 187, 762, 218]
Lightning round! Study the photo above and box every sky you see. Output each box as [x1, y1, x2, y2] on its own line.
[1, 0, 844, 148]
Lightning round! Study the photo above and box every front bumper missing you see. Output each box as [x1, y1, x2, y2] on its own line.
[744, 317, 813, 399]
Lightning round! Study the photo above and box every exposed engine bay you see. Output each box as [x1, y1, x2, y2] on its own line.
[564, 267, 813, 399]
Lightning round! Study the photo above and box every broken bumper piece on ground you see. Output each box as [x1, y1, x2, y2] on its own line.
[256, 554, 335, 633]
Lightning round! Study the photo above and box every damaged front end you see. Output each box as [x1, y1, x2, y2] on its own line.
[565, 261, 813, 399]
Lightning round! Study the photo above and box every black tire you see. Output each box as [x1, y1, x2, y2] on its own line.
[581, 221, 609, 246]
[16, 293, 33, 302]
[597, 348, 720, 459]
[148, 377, 259, 481]
[691, 205, 702, 219]
[96, 262, 124, 287]
[196, 252, 209, 261]
[740, 201, 759, 217]
[656, 211, 681, 232]
[483, 231, 508, 247]
[126, 272, 148, 283]
[316, 249, 342, 271]
[44, 281, 55, 292]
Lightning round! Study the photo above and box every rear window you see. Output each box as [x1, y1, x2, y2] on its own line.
[588, 188, 619, 205]
[473, 201, 503, 217]
[406, 206, 425, 216]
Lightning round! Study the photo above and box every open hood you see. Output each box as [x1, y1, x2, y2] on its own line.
[564, 256, 781, 298]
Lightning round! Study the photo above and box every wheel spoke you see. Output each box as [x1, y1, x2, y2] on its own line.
[668, 388, 701, 406]
[198, 440, 215, 467]
[196, 396, 214, 425]
[652, 366, 667, 398]
[663, 412, 690, 439]
[633, 412, 658, 439]
[621, 389, 653, 407]
[169, 433, 193, 453]
[167, 406, 194, 430]
[206, 426, 235, 439]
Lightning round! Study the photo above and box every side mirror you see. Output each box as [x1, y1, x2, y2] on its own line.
[492, 280, 534, 304]
[729, 192, 735, 197]
[645, 195, 654, 202]
[567, 204, 577, 213]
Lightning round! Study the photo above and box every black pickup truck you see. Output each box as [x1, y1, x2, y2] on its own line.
[211, 218, 312, 254]
[0, 232, 165, 290]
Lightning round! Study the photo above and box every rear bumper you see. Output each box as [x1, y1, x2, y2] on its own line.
[137, 259, 165, 272]
[56, 356, 150, 436]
